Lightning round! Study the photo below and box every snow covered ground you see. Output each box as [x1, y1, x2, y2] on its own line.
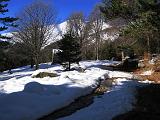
[140, 70, 154, 76]
[0, 60, 147, 120]
[58, 78, 139, 120]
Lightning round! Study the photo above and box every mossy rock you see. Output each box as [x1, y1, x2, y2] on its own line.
[70, 67, 85, 72]
[32, 72, 58, 78]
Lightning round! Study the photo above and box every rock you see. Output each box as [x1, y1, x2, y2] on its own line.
[32, 72, 58, 78]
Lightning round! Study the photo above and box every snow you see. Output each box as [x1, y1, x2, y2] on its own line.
[0, 60, 147, 120]
[77, 60, 120, 69]
[0, 61, 109, 120]
[0, 33, 13, 42]
[140, 70, 154, 76]
[102, 22, 111, 30]
[103, 32, 119, 41]
[58, 78, 140, 120]
[2, 18, 124, 45]
[108, 71, 133, 78]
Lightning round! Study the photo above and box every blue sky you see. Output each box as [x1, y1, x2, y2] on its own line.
[7, 0, 101, 23]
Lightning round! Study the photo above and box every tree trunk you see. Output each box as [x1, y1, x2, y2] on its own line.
[147, 35, 151, 60]
[121, 51, 125, 61]
[68, 61, 71, 71]
[34, 54, 39, 70]
[30, 57, 34, 68]
[52, 50, 54, 64]
[96, 46, 99, 60]
[96, 39, 99, 60]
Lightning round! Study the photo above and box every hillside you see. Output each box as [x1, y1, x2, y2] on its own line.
[0, 18, 127, 46]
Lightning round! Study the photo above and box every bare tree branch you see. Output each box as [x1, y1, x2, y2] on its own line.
[13, 0, 57, 69]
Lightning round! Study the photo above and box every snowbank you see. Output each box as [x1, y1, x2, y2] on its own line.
[0, 60, 143, 120]
[58, 78, 139, 120]
[140, 70, 154, 76]
[78, 60, 120, 70]
[0, 62, 109, 120]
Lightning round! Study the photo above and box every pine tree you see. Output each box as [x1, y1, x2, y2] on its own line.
[0, 0, 17, 39]
[57, 33, 81, 71]
[100, 0, 160, 55]
[100, 0, 139, 20]
[0, 0, 17, 72]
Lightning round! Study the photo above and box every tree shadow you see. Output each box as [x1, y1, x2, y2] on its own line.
[0, 81, 88, 120]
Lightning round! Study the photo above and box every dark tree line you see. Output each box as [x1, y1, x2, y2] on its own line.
[0, 0, 18, 72]
[100, 0, 160, 57]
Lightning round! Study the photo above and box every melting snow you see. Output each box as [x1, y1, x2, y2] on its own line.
[0, 60, 147, 120]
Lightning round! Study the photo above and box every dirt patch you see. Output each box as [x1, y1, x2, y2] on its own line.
[137, 72, 160, 82]
[114, 57, 160, 120]
[133, 57, 160, 83]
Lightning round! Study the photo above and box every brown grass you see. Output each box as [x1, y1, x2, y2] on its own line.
[133, 56, 160, 83]
[113, 56, 160, 120]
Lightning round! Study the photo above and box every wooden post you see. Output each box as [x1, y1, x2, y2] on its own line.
[52, 49, 55, 64]
[121, 51, 125, 61]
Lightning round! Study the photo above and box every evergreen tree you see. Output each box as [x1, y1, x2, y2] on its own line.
[0, 41, 9, 71]
[57, 33, 81, 70]
[121, 0, 160, 54]
[100, 41, 117, 60]
[0, 0, 17, 39]
[100, 0, 160, 55]
[0, 0, 17, 72]
[100, 0, 139, 20]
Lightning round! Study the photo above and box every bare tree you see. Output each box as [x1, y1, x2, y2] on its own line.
[13, 0, 57, 69]
[88, 6, 104, 60]
[67, 12, 90, 60]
